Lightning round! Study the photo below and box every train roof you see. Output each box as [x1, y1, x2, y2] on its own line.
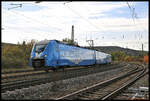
[35, 40, 50, 45]
[36, 40, 110, 54]
[35, 39, 75, 45]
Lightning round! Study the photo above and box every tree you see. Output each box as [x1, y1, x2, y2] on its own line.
[111, 51, 126, 61]
[62, 38, 78, 46]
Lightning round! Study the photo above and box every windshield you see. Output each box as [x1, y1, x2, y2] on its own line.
[35, 44, 47, 53]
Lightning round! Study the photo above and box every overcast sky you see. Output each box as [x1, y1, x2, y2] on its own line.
[2, 1, 149, 51]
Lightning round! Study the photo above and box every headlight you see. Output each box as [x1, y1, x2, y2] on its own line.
[44, 54, 48, 57]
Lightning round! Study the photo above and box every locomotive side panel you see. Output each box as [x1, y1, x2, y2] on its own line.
[57, 42, 95, 66]
[96, 51, 112, 64]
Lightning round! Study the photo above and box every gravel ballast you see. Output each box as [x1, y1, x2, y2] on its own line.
[114, 70, 149, 100]
[2, 66, 133, 100]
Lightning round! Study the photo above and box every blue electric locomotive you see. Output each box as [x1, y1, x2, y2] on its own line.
[30, 40, 111, 70]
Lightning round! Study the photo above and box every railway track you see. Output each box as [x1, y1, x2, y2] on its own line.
[2, 62, 118, 75]
[54, 64, 147, 100]
[2, 61, 121, 76]
[2, 63, 116, 79]
[1, 62, 130, 93]
[2, 62, 125, 84]
[112, 64, 149, 100]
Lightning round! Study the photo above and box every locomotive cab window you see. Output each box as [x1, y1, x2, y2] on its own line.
[35, 44, 47, 53]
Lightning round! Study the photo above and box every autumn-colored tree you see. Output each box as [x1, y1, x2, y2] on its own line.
[2, 39, 36, 69]
[143, 54, 148, 63]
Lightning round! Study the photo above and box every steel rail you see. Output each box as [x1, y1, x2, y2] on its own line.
[2, 63, 125, 82]
[54, 66, 141, 100]
[2, 63, 116, 74]
[2, 62, 122, 75]
[101, 64, 147, 100]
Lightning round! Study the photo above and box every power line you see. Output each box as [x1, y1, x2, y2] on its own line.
[79, 2, 107, 42]
[3, 10, 55, 39]
[30, 1, 106, 35]
[126, 2, 148, 51]
[9, 11, 54, 31]
[8, 10, 67, 36]
[4, 2, 147, 50]
[63, 2, 108, 47]
[5, 3, 78, 43]
[126, 2, 138, 23]
[2, 25, 48, 39]
[6, 2, 68, 35]
[63, 3, 103, 31]
[4, 11, 52, 38]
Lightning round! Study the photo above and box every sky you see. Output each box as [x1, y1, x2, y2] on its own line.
[2, 1, 149, 51]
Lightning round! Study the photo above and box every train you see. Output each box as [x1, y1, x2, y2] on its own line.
[29, 40, 111, 71]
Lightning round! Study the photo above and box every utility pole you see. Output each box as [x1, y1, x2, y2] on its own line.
[142, 43, 144, 55]
[86, 39, 96, 64]
[71, 25, 74, 43]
